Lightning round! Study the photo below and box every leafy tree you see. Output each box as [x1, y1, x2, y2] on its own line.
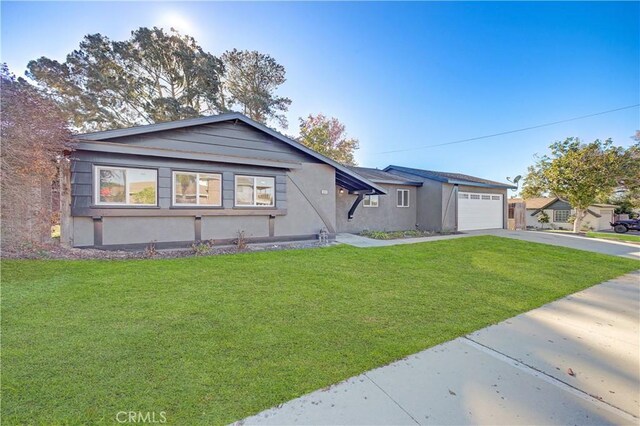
[520, 165, 545, 199]
[522, 137, 631, 233]
[537, 211, 550, 229]
[27, 27, 225, 131]
[221, 49, 291, 128]
[1, 64, 72, 247]
[297, 114, 360, 165]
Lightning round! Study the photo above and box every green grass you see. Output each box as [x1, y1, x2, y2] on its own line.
[2, 236, 637, 425]
[586, 231, 640, 243]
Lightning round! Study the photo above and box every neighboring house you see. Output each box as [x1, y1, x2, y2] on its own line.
[509, 197, 616, 231]
[62, 113, 515, 249]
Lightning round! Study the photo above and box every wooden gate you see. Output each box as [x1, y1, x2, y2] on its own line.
[507, 201, 526, 230]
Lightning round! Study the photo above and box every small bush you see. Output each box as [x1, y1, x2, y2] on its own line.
[234, 231, 248, 251]
[144, 241, 158, 258]
[537, 211, 550, 229]
[191, 240, 213, 256]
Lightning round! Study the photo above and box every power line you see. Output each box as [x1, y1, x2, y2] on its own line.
[375, 104, 640, 154]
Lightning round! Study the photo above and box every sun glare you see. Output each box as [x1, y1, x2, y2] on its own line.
[158, 11, 193, 35]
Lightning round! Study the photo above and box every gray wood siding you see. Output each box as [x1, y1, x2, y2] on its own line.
[71, 151, 287, 216]
[102, 121, 321, 164]
[545, 199, 572, 210]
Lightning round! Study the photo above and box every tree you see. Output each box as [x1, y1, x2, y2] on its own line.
[27, 27, 225, 131]
[298, 114, 360, 165]
[537, 211, 550, 229]
[520, 165, 545, 199]
[522, 137, 631, 233]
[221, 49, 291, 128]
[1, 64, 72, 247]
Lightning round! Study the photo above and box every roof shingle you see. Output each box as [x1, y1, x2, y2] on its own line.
[384, 165, 516, 189]
[347, 167, 423, 186]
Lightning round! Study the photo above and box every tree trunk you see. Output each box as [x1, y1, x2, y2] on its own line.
[59, 159, 72, 248]
[573, 208, 587, 233]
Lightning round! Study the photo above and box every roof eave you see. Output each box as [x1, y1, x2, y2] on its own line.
[369, 179, 423, 186]
[448, 179, 517, 189]
[73, 113, 385, 195]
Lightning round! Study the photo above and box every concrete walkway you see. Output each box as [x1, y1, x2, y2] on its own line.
[336, 229, 640, 259]
[335, 232, 471, 248]
[237, 271, 640, 425]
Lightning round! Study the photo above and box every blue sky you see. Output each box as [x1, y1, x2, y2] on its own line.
[2, 1, 638, 188]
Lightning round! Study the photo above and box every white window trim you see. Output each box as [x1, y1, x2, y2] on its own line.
[234, 175, 276, 207]
[553, 209, 571, 223]
[363, 194, 379, 208]
[172, 171, 222, 207]
[94, 165, 157, 206]
[397, 189, 410, 208]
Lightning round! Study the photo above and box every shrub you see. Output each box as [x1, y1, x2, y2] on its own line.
[537, 211, 550, 229]
[234, 231, 248, 251]
[191, 240, 213, 256]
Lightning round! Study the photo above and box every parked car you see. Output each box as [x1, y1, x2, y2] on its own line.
[610, 218, 640, 233]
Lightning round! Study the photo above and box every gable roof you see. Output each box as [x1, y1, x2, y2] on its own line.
[509, 197, 555, 210]
[347, 167, 423, 186]
[73, 112, 386, 195]
[384, 165, 516, 189]
[520, 197, 604, 218]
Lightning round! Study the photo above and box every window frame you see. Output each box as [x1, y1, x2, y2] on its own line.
[234, 175, 276, 208]
[363, 194, 379, 208]
[172, 171, 222, 207]
[94, 165, 158, 207]
[553, 209, 571, 223]
[397, 189, 410, 208]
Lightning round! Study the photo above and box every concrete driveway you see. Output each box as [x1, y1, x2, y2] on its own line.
[337, 229, 639, 259]
[237, 271, 640, 425]
[476, 229, 640, 260]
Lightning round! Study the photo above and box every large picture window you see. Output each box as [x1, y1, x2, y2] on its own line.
[363, 194, 379, 208]
[397, 189, 409, 207]
[235, 175, 275, 207]
[173, 172, 222, 206]
[554, 210, 571, 223]
[95, 166, 157, 206]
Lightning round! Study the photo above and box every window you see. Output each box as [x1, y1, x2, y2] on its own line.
[95, 166, 157, 206]
[491, 195, 501, 200]
[397, 189, 410, 207]
[363, 194, 379, 207]
[173, 172, 221, 206]
[235, 175, 275, 207]
[481, 195, 491, 200]
[554, 210, 571, 222]
[470, 194, 480, 200]
[459, 193, 469, 199]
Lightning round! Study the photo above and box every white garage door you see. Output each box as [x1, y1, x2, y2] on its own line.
[458, 192, 503, 231]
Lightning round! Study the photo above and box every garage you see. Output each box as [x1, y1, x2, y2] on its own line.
[457, 192, 503, 231]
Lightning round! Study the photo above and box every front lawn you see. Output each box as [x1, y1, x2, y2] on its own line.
[2, 236, 637, 425]
[586, 231, 640, 244]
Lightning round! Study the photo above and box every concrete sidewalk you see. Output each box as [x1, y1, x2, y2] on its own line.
[336, 229, 640, 259]
[237, 271, 640, 425]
